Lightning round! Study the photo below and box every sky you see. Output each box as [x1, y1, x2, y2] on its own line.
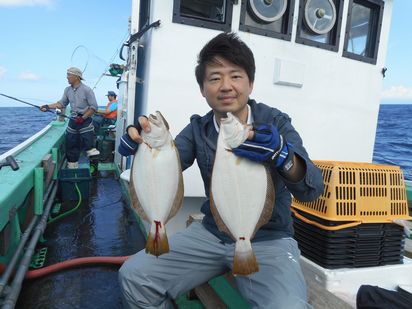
[0, 0, 411, 107]
[0, 0, 131, 107]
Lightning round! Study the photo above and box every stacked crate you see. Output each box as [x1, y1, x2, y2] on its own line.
[292, 161, 411, 269]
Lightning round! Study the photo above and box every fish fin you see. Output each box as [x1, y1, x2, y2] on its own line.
[165, 146, 184, 224]
[209, 191, 236, 241]
[251, 167, 275, 239]
[145, 221, 169, 257]
[129, 159, 149, 222]
[232, 238, 259, 276]
[157, 111, 170, 130]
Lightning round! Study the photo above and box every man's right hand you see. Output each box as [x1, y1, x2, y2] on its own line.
[40, 104, 50, 112]
[128, 116, 150, 144]
[118, 116, 150, 156]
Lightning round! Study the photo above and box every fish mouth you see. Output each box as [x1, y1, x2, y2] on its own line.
[148, 112, 162, 127]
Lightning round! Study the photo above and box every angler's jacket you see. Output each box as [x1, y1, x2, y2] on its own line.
[175, 99, 324, 243]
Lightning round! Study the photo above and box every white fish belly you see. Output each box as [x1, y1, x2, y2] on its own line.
[211, 148, 269, 239]
[131, 143, 180, 222]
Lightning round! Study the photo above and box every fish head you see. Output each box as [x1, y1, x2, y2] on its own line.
[220, 113, 250, 148]
[143, 111, 171, 148]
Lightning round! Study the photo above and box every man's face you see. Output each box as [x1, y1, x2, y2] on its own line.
[66, 74, 79, 85]
[201, 57, 253, 123]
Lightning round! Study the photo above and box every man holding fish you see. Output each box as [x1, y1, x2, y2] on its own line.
[118, 32, 324, 309]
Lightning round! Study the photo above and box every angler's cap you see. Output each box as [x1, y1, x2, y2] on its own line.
[67, 67, 84, 80]
[106, 91, 116, 97]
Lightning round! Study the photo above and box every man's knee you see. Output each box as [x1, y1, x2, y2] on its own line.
[118, 259, 142, 307]
[119, 258, 139, 289]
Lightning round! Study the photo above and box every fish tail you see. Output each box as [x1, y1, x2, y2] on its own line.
[232, 237, 259, 276]
[145, 220, 169, 257]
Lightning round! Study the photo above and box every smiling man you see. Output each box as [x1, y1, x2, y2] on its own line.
[118, 32, 324, 309]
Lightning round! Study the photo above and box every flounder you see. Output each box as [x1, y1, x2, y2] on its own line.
[210, 113, 275, 275]
[130, 111, 184, 256]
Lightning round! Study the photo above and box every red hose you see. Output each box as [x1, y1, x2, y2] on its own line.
[0, 255, 130, 280]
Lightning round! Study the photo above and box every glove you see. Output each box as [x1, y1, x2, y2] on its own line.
[40, 104, 50, 112]
[118, 126, 139, 156]
[74, 116, 85, 125]
[232, 123, 290, 168]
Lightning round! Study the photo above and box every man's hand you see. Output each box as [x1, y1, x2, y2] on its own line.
[118, 116, 150, 156]
[232, 123, 289, 168]
[74, 116, 85, 125]
[40, 104, 50, 112]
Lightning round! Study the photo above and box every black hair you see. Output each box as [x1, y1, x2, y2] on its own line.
[195, 32, 255, 89]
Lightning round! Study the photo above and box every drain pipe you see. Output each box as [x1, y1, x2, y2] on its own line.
[1, 181, 58, 309]
[0, 179, 56, 297]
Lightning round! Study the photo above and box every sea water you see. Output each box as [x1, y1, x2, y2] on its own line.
[0, 105, 411, 180]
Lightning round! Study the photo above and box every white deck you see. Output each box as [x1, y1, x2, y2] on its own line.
[301, 256, 412, 308]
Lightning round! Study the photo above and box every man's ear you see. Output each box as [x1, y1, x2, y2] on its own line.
[200, 85, 206, 98]
[248, 81, 254, 95]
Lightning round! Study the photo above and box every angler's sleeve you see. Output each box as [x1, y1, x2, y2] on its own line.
[118, 129, 138, 157]
[175, 123, 196, 171]
[59, 88, 70, 107]
[86, 88, 98, 111]
[274, 113, 324, 202]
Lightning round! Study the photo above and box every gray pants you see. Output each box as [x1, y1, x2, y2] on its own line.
[119, 222, 311, 309]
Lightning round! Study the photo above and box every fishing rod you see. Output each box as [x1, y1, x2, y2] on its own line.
[0, 93, 54, 114]
[0, 93, 74, 120]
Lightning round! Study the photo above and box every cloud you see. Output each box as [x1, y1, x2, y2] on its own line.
[381, 86, 412, 100]
[19, 71, 41, 81]
[0, 0, 54, 7]
[0, 66, 6, 79]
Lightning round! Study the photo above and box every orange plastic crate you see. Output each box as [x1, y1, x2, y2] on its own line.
[292, 161, 412, 226]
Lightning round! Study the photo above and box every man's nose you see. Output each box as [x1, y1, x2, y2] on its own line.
[220, 76, 232, 90]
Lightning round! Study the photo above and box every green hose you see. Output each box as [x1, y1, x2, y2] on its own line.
[47, 182, 82, 225]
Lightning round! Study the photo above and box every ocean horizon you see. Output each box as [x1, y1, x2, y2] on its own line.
[0, 105, 411, 180]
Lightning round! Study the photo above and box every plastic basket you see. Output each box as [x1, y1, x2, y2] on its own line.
[292, 161, 412, 225]
[292, 211, 406, 269]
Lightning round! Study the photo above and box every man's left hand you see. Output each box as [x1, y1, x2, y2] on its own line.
[232, 123, 289, 168]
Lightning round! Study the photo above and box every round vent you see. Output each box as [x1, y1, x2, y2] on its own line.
[304, 0, 337, 34]
[248, 0, 288, 24]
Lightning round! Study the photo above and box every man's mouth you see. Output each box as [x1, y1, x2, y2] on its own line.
[219, 96, 236, 103]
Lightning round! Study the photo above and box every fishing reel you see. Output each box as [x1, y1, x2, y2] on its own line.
[0, 155, 19, 171]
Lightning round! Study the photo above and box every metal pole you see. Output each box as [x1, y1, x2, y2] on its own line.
[1, 182, 58, 309]
[0, 217, 38, 297]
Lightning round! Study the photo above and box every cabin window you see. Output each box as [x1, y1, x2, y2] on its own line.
[239, 0, 295, 41]
[343, 0, 384, 64]
[172, 0, 234, 31]
[296, 0, 344, 52]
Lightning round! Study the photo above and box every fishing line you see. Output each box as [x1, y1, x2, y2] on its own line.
[71, 45, 90, 74]
[92, 30, 129, 90]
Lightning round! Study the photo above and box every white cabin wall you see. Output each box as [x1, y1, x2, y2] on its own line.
[136, 0, 394, 196]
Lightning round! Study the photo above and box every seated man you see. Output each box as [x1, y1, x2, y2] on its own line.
[93, 91, 118, 134]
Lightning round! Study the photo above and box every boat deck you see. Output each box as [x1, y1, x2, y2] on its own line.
[15, 170, 146, 308]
